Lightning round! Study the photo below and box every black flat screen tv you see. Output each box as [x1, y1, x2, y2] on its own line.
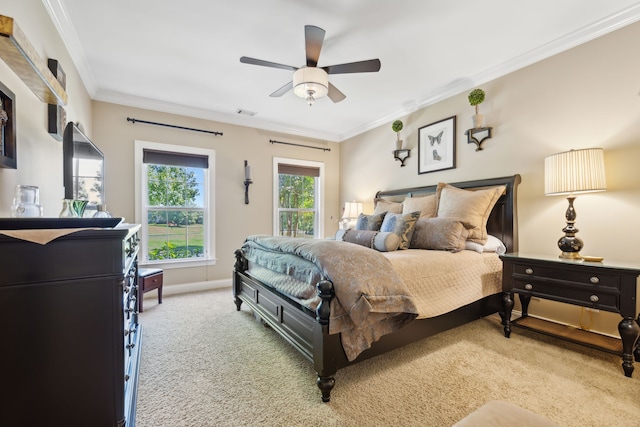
[63, 122, 104, 216]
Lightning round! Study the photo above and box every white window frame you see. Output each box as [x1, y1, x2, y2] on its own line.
[273, 157, 324, 238]
[134, 140, 216, 269]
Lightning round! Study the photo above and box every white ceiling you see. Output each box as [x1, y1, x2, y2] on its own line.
[44, 0, 640, 142]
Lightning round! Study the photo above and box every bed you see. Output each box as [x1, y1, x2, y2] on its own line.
[233, 175, 520, 402]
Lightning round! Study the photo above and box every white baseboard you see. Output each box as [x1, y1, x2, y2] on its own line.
[144, 278, 232, 298]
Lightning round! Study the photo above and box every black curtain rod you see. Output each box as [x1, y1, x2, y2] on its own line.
[269, 139, 330, 152]
[127, 117, 223, 136]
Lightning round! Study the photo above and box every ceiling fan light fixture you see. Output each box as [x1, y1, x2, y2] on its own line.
[293, 67, 328, 106]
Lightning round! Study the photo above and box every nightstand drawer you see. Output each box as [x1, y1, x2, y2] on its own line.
[513, 263, 620, 289]
[513, 278, 619, 311]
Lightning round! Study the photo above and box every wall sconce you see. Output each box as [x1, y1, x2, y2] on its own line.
[465, 127, 493, 151]
[544, 148, 606, 259]
[243, 160, 253, 204]
[341, 201, 363, 229]
[393, 149, 411, 167]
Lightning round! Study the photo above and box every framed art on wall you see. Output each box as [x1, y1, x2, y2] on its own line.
[0, 80, 17, 169]
[418, 116, 456, 174]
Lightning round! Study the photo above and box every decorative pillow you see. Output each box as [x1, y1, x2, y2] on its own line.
[374, 198, 403, 215]
[410, 217, 469, 252]
[402, 194, 437, 218]
[465, 235, 507, 254]
[435, 183, 505, 244]
[355, 212, 386, 231]
[338, 229, 401, 252]
[380, 211, 420, 250]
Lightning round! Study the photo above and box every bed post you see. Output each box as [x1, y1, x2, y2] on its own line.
[233, 249, 247, 311]
[314, 280, 338, 402]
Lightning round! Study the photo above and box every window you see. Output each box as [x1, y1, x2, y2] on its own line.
[135, 141, 215, 267]
[273, 157, 324, 239]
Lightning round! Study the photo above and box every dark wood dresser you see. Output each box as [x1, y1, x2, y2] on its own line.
[0, 224, 142, 427]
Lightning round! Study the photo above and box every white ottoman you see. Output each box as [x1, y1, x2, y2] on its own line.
[453, 400, 559, 427]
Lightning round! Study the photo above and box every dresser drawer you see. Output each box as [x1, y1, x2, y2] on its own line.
[513, 263, 620, 289]
[513, 278, 619, 312]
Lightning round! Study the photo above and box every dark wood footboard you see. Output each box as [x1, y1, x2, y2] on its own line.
[233, 249, 345, 401]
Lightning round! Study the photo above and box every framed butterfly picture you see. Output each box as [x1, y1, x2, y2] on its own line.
[418, 116, 456, 174]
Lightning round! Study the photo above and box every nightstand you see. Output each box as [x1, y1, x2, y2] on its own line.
[500, 253, 640, 377]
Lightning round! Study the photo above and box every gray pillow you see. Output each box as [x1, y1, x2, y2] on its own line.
[355, 212, 386, 231]
[335, 229, 401, 252]
[410, 217, 469, 252]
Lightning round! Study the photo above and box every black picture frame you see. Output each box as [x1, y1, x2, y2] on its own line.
[418, 116, 456, 174]
[0, 80, 16, 169]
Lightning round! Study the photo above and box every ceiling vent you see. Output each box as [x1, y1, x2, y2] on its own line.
[236, 109, 257, 117]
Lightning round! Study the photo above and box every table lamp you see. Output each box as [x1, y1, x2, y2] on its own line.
[544, 148, 606, 259]
[341, 201, 363, 229]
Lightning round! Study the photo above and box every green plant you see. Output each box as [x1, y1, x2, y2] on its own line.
[468, 89, 485, 114]
[392, 120, 403, 141]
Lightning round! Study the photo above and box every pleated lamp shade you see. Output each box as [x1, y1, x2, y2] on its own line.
[342, 202, 363, 219]
[544, 148, 606, 196]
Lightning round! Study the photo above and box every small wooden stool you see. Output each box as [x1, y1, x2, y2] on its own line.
[138, 268, 163, 312]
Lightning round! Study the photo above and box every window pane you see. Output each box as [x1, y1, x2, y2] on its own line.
[147, 209, 205, 260]
[279, 175, 315, 209]
[146, 162, 205, 260]
[278, 211, 315, 238]
[147, 165, 202, 208]
[186, 220, 205, 258]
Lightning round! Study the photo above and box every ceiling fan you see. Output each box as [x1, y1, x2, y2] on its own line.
[240, 25, 381, 106]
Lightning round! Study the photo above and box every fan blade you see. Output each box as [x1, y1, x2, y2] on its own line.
[305, 25, 325, 67]
[323, 59, 381, 74]
[240, 56, 297, 72]
[327, 83, 346, 103]
[270, 81, 293, 97]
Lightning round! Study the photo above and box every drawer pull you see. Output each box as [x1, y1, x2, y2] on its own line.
[524, 284, 533, 290]
[525, 268, 533, 274]
[590, 276, 599, 284]
[590, 294, 599, 302]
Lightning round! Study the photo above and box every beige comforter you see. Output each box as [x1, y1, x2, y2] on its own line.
[242, 236, 419, 361]
[382, 249, 502, 318]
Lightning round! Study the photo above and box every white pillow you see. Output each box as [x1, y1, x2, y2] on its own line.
[464, 235, 507, 254]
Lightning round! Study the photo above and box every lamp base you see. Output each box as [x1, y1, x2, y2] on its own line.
[559, 251, 583, 260]
[557, 196, 583, 260]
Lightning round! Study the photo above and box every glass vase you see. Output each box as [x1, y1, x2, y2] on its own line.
[59, 199, 78, 218]
[11, 185, 43, 217]
[93, 204, 112, 218]
[72, 200, 89, 218]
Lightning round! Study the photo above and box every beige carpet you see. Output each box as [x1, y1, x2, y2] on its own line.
[136, 288, 640, 427]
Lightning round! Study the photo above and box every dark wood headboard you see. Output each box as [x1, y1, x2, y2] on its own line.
[375, 175, 521, 252]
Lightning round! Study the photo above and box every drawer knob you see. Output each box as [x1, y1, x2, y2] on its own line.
[525, 268, 533, 274]
[524, 284, 533, 290]
[590, 294, 599, 302]
[590, 276, 599, 284]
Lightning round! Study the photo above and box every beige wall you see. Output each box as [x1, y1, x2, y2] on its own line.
[0, 1, 92, 216]
[340, 21, 640, 335]
[3, 2, 638, 335]
[91, 102, 340, 286]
